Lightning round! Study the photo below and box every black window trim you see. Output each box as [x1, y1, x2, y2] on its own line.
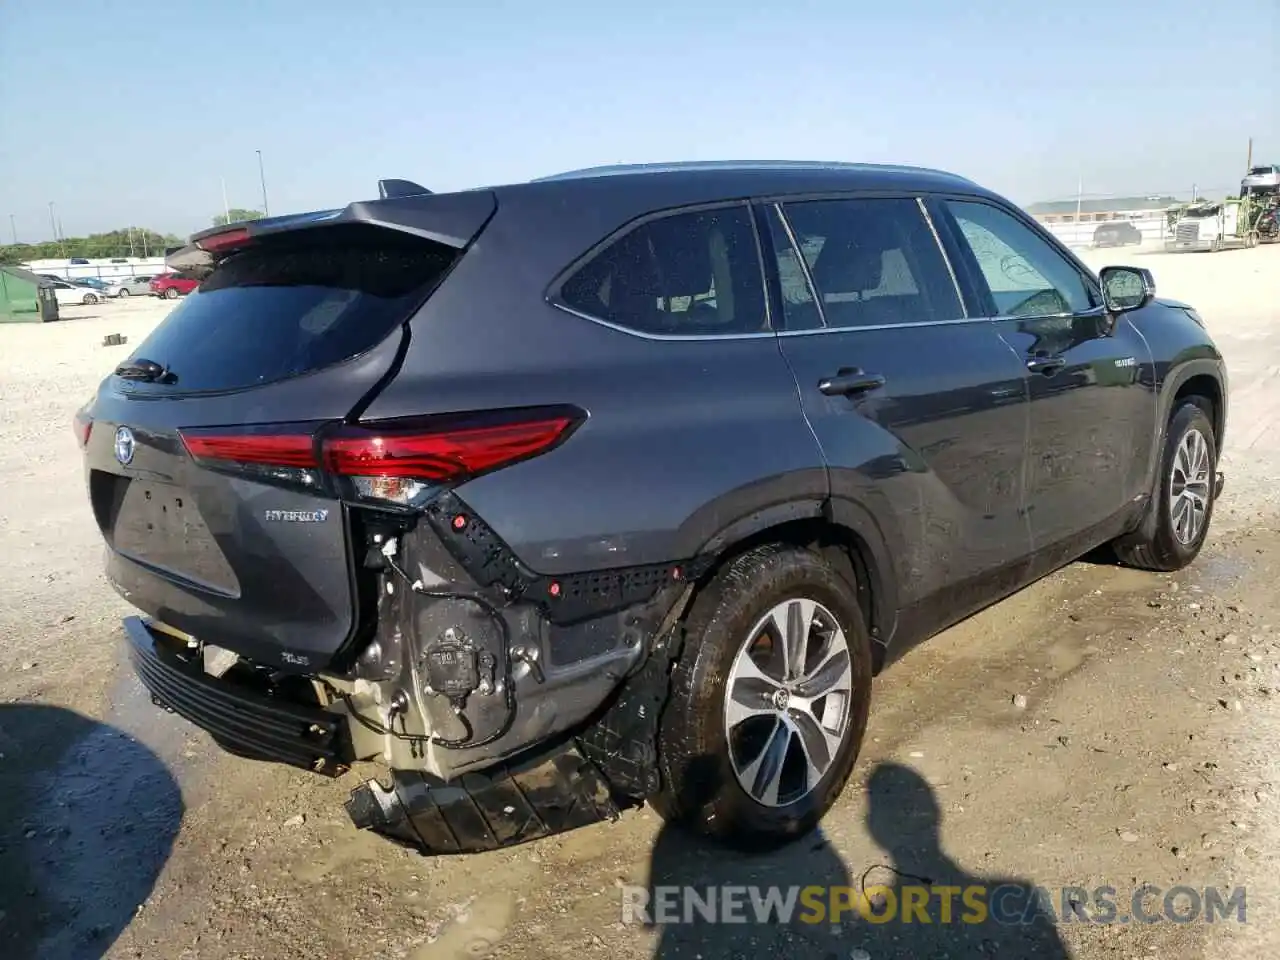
[927, 193, 1104, 321]
[545, 199, 776, 342]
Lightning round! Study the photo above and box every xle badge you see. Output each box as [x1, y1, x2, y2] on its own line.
[264, 509, 330, 523]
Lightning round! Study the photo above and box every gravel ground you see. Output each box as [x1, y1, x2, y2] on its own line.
[1, 246, 1279, 960]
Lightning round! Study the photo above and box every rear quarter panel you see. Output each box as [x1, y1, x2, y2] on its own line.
[357, 192, 828, 575]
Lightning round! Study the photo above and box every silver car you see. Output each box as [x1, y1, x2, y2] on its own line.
[107, 275, 156, 298]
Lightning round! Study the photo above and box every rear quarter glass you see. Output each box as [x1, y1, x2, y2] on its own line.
[124, 224, 458, 393]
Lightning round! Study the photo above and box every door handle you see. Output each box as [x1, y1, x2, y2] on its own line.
[818, 368, 887, 397]
[1026, 356, 1066, 376]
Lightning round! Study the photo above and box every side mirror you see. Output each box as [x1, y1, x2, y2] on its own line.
[1099, 265, 1156, 314]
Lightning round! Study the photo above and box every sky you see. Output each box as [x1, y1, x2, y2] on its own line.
[1, 0, 1276, 241]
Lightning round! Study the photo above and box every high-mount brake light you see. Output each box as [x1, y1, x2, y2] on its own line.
[197, 226, 252, 254]
[175, 409, 582, 507]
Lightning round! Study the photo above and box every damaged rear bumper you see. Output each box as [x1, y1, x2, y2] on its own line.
[344, 741, 621, 854]
[124, 616, 352, 775]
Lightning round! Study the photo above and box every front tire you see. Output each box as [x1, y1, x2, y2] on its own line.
[82, 293, 98, 304]
[1113, 402, 1217, 571]
[649, 544, 872, 850]
[164, 287, 179, 299]
[117, 288, 130, 297]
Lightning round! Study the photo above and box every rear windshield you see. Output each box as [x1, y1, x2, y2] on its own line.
[122, 224, 456, 392]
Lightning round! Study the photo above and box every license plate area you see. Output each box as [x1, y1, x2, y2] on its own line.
[110, 479, 236, 591]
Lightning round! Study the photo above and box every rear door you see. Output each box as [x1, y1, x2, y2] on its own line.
[766, 196, 1031, 638]
[82, 202, 492, 670]
[930, 197, 1156, 569]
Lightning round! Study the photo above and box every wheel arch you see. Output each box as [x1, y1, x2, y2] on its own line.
[1167, 367, 1225, 451]
[1120, 359, 1225, 548]
[688, 498, 899, 673]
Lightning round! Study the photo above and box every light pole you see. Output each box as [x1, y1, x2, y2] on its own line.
[48, 201, 57, 242]
[256, 150, 270, 217]
[8, 214, 15, 245]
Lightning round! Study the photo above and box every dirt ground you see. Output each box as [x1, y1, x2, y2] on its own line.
[1, 245, 1279, 960]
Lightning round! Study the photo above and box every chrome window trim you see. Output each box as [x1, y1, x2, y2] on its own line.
[550, 301, 1001, 341]
[547, 190, 1047, 342]
[916, 197, 967, 318]
[771, 201, 829, 329]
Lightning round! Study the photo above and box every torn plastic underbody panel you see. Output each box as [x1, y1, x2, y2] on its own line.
[345, 741, 621, 854]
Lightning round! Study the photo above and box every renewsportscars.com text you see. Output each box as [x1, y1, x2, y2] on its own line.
[621, 883, 1247, 926]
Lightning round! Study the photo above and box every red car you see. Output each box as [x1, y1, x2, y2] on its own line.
[150, 273, 199, 299]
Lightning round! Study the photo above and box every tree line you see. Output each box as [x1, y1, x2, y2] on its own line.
[0, 210, 264, 265]
[0, 228, 184, 264]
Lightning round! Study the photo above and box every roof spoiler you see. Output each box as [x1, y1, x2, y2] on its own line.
[167, 188, 495, 278]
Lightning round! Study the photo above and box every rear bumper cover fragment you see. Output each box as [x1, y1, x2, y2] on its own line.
[345, 742, 621, 854]
[123, 616, 351, 775]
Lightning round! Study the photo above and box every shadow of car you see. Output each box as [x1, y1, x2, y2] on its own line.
[0, 702, 183, 957]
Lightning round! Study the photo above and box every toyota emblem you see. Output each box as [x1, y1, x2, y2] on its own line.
[114, 426, 136, 466]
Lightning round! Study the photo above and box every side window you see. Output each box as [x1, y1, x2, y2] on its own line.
[763, 205, 823, 331]
[944, 200, 1094, 317]
[779, 198, 963, 328]
[558, 205, 768, 336]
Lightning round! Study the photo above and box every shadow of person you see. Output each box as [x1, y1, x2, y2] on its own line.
[643, 754, 853, 959]
[0, 703, 184, 960]
[845, 762, 1070, 959]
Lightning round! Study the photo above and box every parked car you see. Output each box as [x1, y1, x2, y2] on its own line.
[70, 277, 113, 292]
[149, 273, 199, 299]
[77, 162, 1227, 855]
[1094, 221, 1143, 247]
[106, 276, 155, 298]
[48, 278, 103, 305]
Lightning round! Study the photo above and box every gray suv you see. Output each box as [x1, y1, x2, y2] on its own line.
[78, 162, 1227, 853]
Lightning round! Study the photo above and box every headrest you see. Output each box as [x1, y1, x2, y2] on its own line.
[811, 232, 886, 294]
[642, 216, 715, 297]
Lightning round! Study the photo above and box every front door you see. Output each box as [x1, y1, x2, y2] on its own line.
[763, 196, 1031, 641]
[930, 197, 1156, 568]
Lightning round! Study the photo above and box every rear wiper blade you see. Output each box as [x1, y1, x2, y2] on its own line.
[115, 358, 177, 384]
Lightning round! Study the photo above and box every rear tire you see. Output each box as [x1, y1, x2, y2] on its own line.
[649, 544, 872, 850]
[82, 293, 98, 304]
[164, 287, 179, 299]
[1113, 402, 1217, 571]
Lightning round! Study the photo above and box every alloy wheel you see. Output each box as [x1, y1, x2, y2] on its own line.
[724, 598, 854, 807]
[1170, 427, 1212, 545]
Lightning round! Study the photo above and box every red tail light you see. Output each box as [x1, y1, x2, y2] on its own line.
[178, 408, 582, 507]
[323, 417, 577, 481]
[73, 409, 93, 447]
[182, 433, 317, 467]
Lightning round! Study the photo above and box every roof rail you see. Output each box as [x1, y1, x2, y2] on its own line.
[378, 178, 432, 199]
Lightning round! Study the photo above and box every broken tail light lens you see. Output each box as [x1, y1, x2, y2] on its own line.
[177, 408, 583, 507]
